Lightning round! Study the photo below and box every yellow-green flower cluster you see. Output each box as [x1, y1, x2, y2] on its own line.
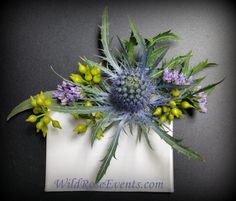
[26, 92, 62, 137]
[70, 63, 101, 85]
[72, 101, 104, 140]
[153, 89, 194, 124]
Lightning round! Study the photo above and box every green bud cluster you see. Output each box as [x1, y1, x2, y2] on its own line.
[26, 92, 62, 137]
[70, 63, 101, 85]
[72, 110, 105, 140]
[153, 100, 182, 124]
[153, 98, 194, 124]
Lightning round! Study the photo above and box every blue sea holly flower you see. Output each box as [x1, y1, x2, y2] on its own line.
[71, 8, 212, 183]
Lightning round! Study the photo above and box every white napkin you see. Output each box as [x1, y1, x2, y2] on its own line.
[45, 112, 174, 192]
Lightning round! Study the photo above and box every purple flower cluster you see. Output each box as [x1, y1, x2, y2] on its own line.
[53, 81, 83, 106]
[194, 87, 207, 113]
[163, 68, 193, 85]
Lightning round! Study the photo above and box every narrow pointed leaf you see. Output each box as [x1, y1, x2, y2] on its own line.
[101, 7, 122, 73]
[128, 17, 147, 68]
[149, 120, 203, 161]
[49, 105, 111, 114]
[189, 60, 217, 77]
[147, 45, 170, 68]
[193, 78, 225, 95]
[164, 52, 192, 70]
[95, 119, 126, 183]
[141, 125, 153, 150]
[124, 32, 137, 65]
[148, 30, 180, 47]
[181, 51, 192, 74]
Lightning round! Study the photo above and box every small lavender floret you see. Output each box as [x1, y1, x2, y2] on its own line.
[194, 87, 208, 113]
[53, 81, 83, 106]
[163, 68, 192, 85]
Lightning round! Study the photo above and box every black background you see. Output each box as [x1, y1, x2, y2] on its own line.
[1, 0, 236, 200]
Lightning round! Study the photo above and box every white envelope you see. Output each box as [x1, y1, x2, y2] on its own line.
[45, 112, 174, 192]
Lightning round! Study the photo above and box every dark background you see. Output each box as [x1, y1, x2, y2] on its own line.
[1, 0, 236, 200]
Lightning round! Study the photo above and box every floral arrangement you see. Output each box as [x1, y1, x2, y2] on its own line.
[7, 8, 223, 183]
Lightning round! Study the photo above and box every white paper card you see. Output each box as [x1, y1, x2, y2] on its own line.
[45, 112, 174, 192]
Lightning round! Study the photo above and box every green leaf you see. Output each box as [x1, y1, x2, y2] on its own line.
[128, 17, 145, 51]
[124, 33, 137, 66]
[91, 113, 111, 146]
[148, 30, 180, 47]
[147, 45, 170, 68]
[7, 91, 53, 121]
[163, 52, 192, 70]
[192, 76, 206, 85]
[189, 60, 217, 77]
[181, 51, 192, 74]
[193, 78, 225, 95]
[95, 118, 126, 183]
[49, 104, 110, 114]
[101, 7, 122, 73]
[117, 36, 132, 67]
[7, 99, 32, 121]
[150, 121, 203, 161]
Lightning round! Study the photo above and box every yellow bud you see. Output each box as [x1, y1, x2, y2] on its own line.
[181, 101, 193, 109]
[70, 73, 85, 84]
[171, 108, 183, 118]
[52, 120, 62, 129]
[171, 89, 180, 97]
[26, 115, 37, 123]
[74, 124, 88, 134]
[44, 98, 52, 107]
[78, 63, 87, 74]
[39, 91, 45, 101]
[85, 73, 93, 81]
[36, 121, 44, 129]
[85, 101, 92, 107]
[97, 128, 104, 140]
[171, 108, 180, 117]
[42, 116, 51, 124]
[33, 107, 41, 114]
[160, 115, 167, 123]
[30, 96, 37, 107]
[168, 114, 175, 121]
[93, 75, 101, 83]
[91, 67, 101, 75]
[36, 96, 44, 106]
[153, 107, 162, 116]
[169, 100, 176, 107]
[162, 106, 170, 113]
[41, 126, 47, 138]
[95, 112, 103, 119]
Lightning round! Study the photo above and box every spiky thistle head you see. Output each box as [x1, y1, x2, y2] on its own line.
[110, 69, 154, 113]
